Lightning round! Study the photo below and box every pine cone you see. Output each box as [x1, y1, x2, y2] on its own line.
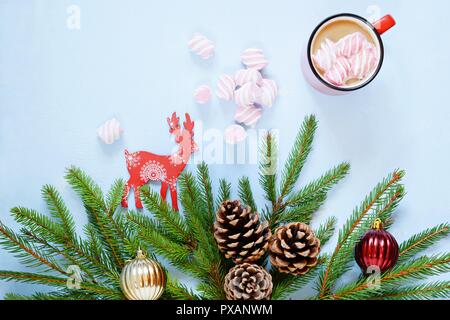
[269, 222, 320, 275]
[214, 200, 271, 263]
[224, 263, 273, 300]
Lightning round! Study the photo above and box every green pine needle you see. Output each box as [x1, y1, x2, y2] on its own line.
[106, 180, 125, 216]
[377, 281, 450, 300]
[197, 162, 215, 225]
[398, 223, 450, 263]
[331, 254, 450, 300]
[315, 217, 338, 247]
[140, 186, 191, 244]
[277, 192, 327, 225]
[259, 131, 278, 206]
[0, 270, 122, 299]
[165, 277, 202, 300]
[41, 185, 76, 239]
[0, 221, 66, 274]
[216, 179, 232, 209]
[238, 177, 257, 212]
[286, 162, 350, 208]
[65, 166, 125, 268]
[279, 115, 317, 200]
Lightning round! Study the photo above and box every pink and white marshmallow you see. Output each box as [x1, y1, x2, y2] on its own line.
[188, 34, 215, 60]
[324, 57, 352, 86]
[241, 48, 269, 70]
[213, 47, 276, 129]
[234, 104, 262, 128]
[234, 82, 262, 106]
[349, 47, 378, 80]
[97, 118, 123, 145]
[234, 69, 263, 87]
[257, 79, 278, 108]
[194, 85, 212, 104]
[336, 32, 368, 58]
[312, 39, 337, 72]
[216, 74, 236, 101]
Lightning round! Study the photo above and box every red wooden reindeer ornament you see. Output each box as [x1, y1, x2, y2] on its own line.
[121, 113, 198, 211]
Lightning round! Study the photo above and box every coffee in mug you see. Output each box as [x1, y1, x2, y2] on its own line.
[302, 13, 396, 95]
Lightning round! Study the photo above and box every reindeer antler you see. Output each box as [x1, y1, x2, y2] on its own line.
[167, 112, 180, 133]
[183, 113, 195, 135]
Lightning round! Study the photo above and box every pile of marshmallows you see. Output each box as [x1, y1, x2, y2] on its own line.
[313, 32, 379, 87]
[189, 34, 278, 144]
[217, 49, 278, 128]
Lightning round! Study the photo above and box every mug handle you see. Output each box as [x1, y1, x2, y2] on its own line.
[373, 15, 396, 35]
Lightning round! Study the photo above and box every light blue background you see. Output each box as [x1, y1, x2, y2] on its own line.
[1, 0, 449, 299]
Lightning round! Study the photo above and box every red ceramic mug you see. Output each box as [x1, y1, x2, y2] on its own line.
[301, 13, 396, 95]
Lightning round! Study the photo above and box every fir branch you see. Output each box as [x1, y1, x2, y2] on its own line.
[276, 191, 327, 226]
[81, 225, 120, 279]
[398, 223, 450, 263]
[285, 162, 350, 208]
[165, 277, 202, 300]
[271, 256, 327, 300]
[384, 254, 450, 283]
[140, 186, 191, 244]
[315, 216, 337, 247]
[65, 166, 124, 268]
[178, 173, 217, 262]
[267, 207, 288, 232]
[216, 179, 231, 209]
[133, 224, 192, 269]
[0, 271, 122, 299]
[126, 210, 167, 238]
[0, 221, 66, 274]
[12, 204, 117, 280]
[11, 206, 67, 245]
[179, 172, 209, 230]
[238, 176, 257, 212]
[376, 281, 450, 300]
[271, 268, 320, 300]
[197, 162, 215, 226]
[114, 213, 141, 258]
[65, 166, 106, 212]
[318, 170, 405, 298]
[259, 131, 278, 206]
[5, 291, 99, 300]
[196, 261, 228, 300]
[5, 292, 64, 300]
[331, 254, 450, 300]
[20, 227, 98, 282]
[41, 185, 76, 239]
[106, 179, 125, 216]
[266, 116, 318, 230]
[190, 245, 229, 299]
[279, 115, 317, 201]
[0, 270, 67, 286]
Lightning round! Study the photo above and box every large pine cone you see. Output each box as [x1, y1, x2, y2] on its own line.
[224, 263, 273, 300]
[269, 222, 320, 275]
[214, 200, 271, 264]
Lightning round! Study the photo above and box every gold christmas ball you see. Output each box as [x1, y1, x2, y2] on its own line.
[120, 249, 166, 300]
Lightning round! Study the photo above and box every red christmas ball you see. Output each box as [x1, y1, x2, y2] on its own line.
[355, 219, 399, 274]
